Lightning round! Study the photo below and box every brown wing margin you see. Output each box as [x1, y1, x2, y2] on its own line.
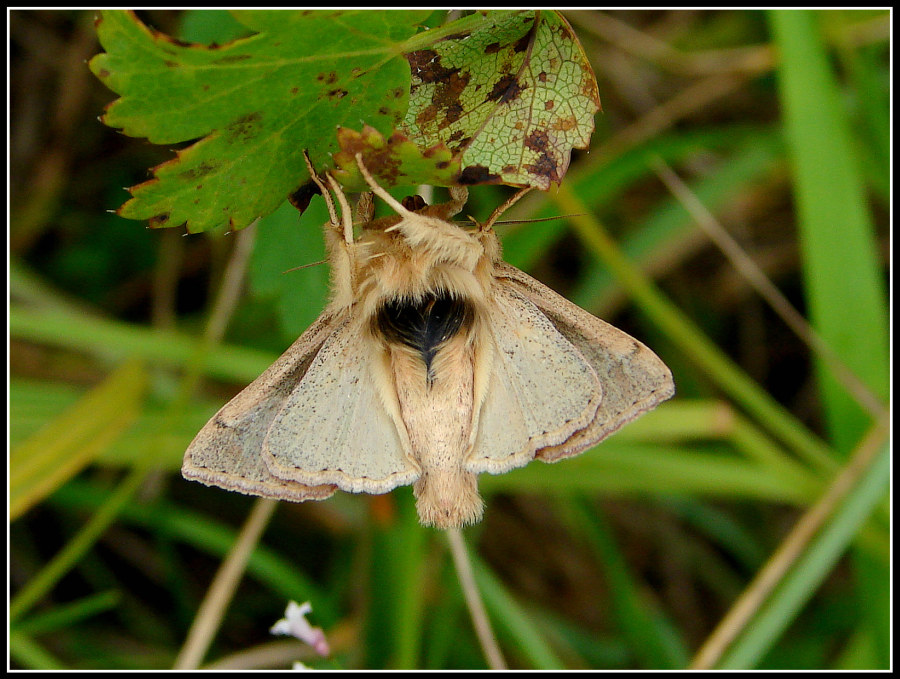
[493, 262, 675, 462]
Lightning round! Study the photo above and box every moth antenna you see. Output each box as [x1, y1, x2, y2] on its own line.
[282, 259, 326, 273]
[354, 153, 413, 216]
[325, 173, 355, 247]
[494, 213, 587, 226]
[482, 187, 532, 233]
[302, 150, 340, 228]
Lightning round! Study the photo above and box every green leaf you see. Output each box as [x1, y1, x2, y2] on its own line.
[248, 198, 329, 340]
[89, 9, 429, 233]
[332, 125, 461, 190]
[402, 10, 600, 189]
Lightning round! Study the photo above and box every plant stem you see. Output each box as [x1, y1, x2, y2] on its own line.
[446, 528, 507, 669]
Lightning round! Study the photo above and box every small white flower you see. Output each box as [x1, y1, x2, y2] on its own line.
[270, 600, 330, 657]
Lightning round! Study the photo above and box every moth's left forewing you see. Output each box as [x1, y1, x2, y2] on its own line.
[263, 316, 421, 494]
[182, 312, 340, 502]
[492, 262, 675, 462]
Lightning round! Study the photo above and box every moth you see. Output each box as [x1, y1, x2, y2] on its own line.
[183, 155, 675, 529]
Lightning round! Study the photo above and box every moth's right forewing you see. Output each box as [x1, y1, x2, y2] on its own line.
[494, 262, 675, 461]
[466, 284, 603, 475]
[182, 313, 340, 502]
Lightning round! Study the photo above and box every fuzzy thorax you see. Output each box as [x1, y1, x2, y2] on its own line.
[335, 211, 499, 328]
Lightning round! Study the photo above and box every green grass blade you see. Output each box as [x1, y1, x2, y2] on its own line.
[768, 10, 888, 454]
[12, 591, 122, 637]
[716, 424, 889, 668]
[9, 630, 66, 670]
[10, 360, 147, 520]
[10, 305, 275, 385]
[560, 500, 689, 668]
[473, 555, 565, 668]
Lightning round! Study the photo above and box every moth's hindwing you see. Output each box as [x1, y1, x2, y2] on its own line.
[490, 262, 675, 462]
[181, 313, 341, 502]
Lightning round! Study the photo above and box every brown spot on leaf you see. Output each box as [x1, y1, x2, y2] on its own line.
[525, 155, 560, 183]
[538, 71, 548, 82]
[513, 18, 537, 53]
[164, 60, 178, 68]
[148, 213, 170, 228]
[326, 88, 348, 100]
[552, 115, 576, 131]
[225, 112, 262, 142]
[485, 41, 501, 54]
[442, 31, 472, 42]
[416, 104, 439, 129]
[290, 86, 299, 95]
[180, 160, 220, 181]
[407, 49, 457, 84]
[545, 100, 555, 111]
[486, 74, 524, 104]
[459, 165, 501, 185]
[213, 53, 252, 64]
[444, 102, 463, 124]
[524, 129, 550, 152]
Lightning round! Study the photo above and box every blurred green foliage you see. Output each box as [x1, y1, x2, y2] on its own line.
[9, 9, 889, 670]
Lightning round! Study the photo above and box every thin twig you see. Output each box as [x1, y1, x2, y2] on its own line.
[568, 11, 772, 76]
[204, 223, 258, 346]
[174, 498, 279, 669]
[445, 529, 507, 670]
[650, 157, 887, 420]
[173, 223, 270, 669]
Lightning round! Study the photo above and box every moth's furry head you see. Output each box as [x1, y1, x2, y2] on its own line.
[328, 201, 501, 331]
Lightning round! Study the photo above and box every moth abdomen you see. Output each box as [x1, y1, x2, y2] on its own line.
[374, 292, 475, 383]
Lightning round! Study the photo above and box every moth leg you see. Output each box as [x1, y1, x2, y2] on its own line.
[444, 186, 469, 219]
[302, 150, 341, 230]
[481, 187, 532, 233]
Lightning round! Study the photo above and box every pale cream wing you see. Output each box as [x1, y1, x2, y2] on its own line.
[494, 261, 675, 462]
[182, 312, 340, 502]
[466, 282, 603, 474]
[263, 317, 420, 493]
